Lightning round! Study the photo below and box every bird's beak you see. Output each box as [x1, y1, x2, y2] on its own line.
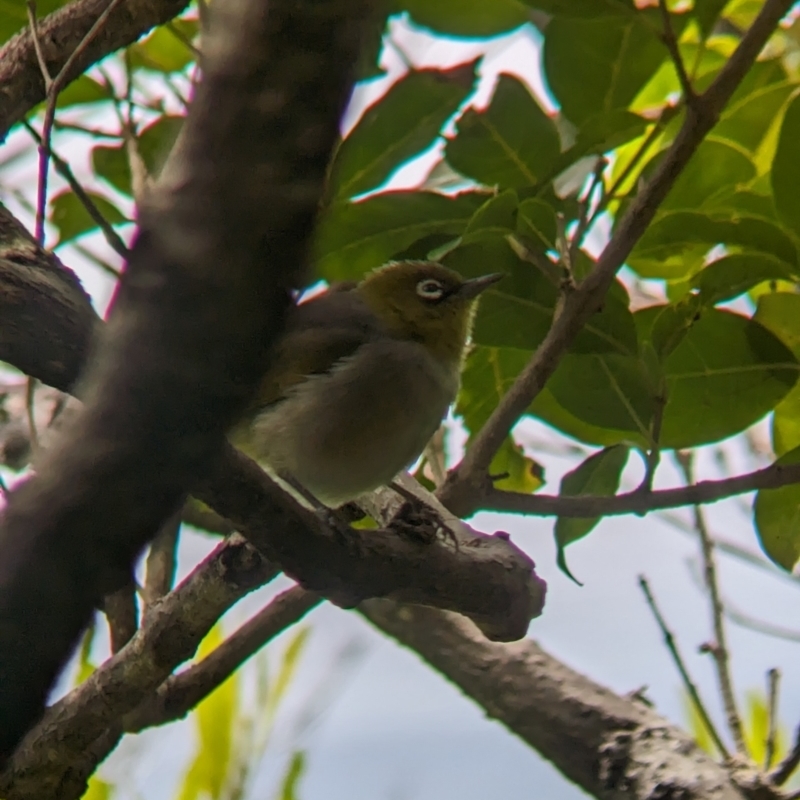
[458, 272, 504, 299]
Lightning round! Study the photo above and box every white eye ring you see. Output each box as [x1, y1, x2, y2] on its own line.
[416, 279, 444, 300]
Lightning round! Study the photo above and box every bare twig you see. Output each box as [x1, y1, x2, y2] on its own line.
[658, 0, 695, 101]
[21, 120, 130, 261]
[568, 156, 607, 267]
[771, 724, 800, 786]
[143, 511, 181, 607]
[28, 0, 127, 244]
[439, 0, 794, 516]
[724, 601, 800, 643]
[124, 585, 321, 731]
[638, 575, 730, 760]
[25, 2, 52, 90]
[766, 668, 780, 770]
[480, 458, 800, 518]
[675, 452, 746, 756]
[102, 579, 138, 653]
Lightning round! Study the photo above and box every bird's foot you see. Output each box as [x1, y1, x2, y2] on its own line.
[388, 500, 459, 549]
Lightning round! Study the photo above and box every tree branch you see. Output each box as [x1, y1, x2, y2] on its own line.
[123, 585, 321, 732]
[0, 0, 191, 138]
[361, 600, 755, 800]
[439, 0, 796, 517]
[0, 0, 372, 761]
[481, 459, 800, 517]
[0, 535, 278, 800]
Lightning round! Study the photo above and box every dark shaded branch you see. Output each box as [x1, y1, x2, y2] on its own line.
[0, 203, 99, 393]
[0, 536, 277, 800]
[195, 444, 545, 644]
[124, 585, 321, 731]
[102, 578, 138, 653]
[0, 0, 370, 761]
[143, 511, 181, 606]
[362, 600, 752, 800]
[440, 0, 796, 517]
[0, 0, 191, 138]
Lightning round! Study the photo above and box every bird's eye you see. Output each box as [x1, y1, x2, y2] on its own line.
[416, 279, 444, 301]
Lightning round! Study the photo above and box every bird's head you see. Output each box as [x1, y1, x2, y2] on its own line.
[357, 261, 503, 367]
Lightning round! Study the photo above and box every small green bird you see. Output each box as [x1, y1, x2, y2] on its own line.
[231, 260, 502, 507]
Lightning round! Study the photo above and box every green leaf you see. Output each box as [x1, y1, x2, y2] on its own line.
[772, 385, 800, 457]
[92, 116, 183, 196]
[771, 91, 800, 240]
[692, 253, 796, 305]
[693, 0, 730, 37]
[399, 0, 529, 36]
[649, 294, 704, 361]
[74, 619, 97, 687]
[531, 386, 646, 448]
[543, 11, 667, 127]
[50, 191, 128, 245]
[754, 445, 800, 572]
[629, 211, 797, 279]
[138, 115, 184, 178]
[715, 80, 796, 155]
[268, 626, 310, 721]
[555, 445, 629, 582]
[330, 63, 478, 201]
[83, 777, 113, 800]
[128, 19, 199, 72]
[660, 139, 757, 212]
[0, 0, 70, 45]
[278, 752, 306, 800]
[490, 436, 544, 494]
[445, 74, 561, 188]
[521, 0, 637, 16]
[516, 197, 557, 251]
[56, 75, 107, 108]
[657, 308, 799, 448]
[179, 624, 237, 800]
[457, 346, 529, 433]
[462, 189, 518, 243]
[313, 191, 484, 281]
[92, 145, 130, 195]
[546, 354, 655, 439]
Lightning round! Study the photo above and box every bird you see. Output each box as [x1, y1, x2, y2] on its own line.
[230, 260, 502, 509]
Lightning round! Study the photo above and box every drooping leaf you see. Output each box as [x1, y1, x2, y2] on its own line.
[555, 445, 629, 582]
[754, 445, 800, 572]
[314, 191, 485, 281]
[329, 62, 478, 200]
[445, 74, 561, 189]
[516, 197, 557, 251]
[771, 91, 800, 240]
[693, 0, 730, 37]
[268, 626, 311, 721]
[649, 294, 704, 361]
[461, 189, 518, 244]
[50, 191, 128, 246]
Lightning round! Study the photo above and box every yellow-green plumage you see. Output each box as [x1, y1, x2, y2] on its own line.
[231, 261, 501, 506]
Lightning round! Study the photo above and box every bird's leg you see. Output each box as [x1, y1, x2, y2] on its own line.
[387, 481, 459, 550]
[276, 471, 354, 543]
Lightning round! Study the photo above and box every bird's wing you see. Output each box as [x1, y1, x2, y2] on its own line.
[252, 289, 384, 408]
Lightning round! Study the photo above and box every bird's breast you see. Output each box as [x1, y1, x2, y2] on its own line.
[251, 339, 459, 506]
